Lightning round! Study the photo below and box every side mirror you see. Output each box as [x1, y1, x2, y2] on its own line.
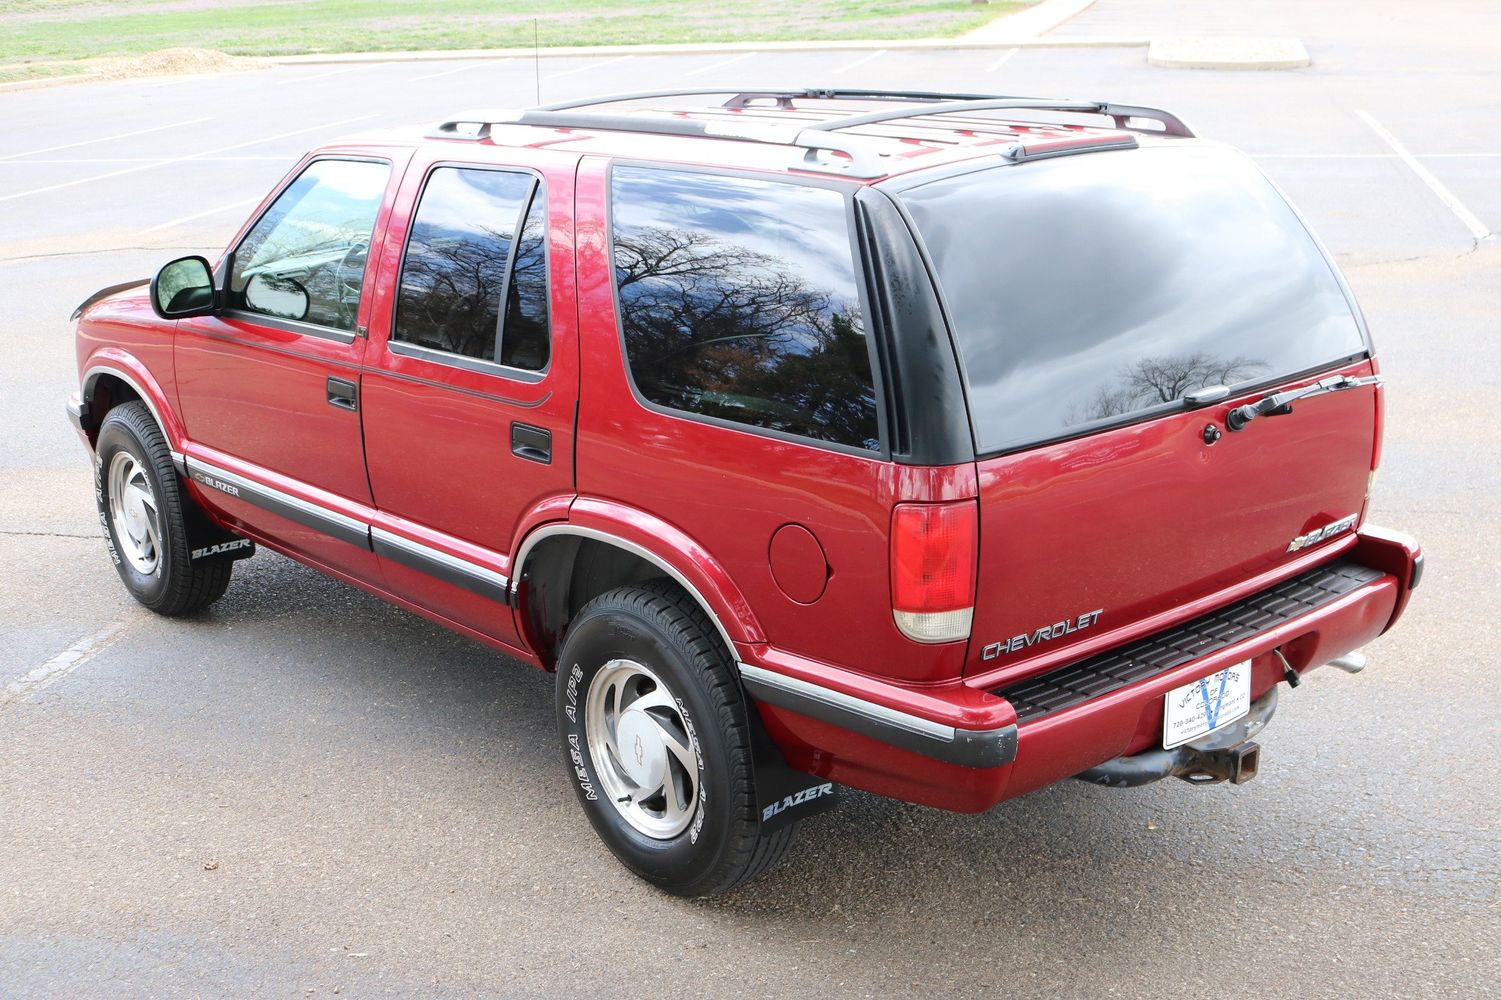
[243, 272, 310, 322]
[150, 255, 217, 319]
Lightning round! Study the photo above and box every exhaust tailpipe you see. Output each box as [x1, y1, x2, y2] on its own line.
[1327, 652, 1367, 674]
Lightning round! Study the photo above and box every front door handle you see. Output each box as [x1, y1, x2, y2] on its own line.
[326, 376, 358, 412]
[511, 422, 551, 464]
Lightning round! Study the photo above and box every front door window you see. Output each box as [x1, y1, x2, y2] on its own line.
[228, 159, 390, 333]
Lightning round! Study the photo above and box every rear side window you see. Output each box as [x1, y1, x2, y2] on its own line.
[900, 145, 1367, 455]
[609, 166, 878, 451]
[393, 167, 551, 372]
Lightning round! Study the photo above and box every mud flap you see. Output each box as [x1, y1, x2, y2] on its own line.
[183, 489, 255, 564]
[747, 700, 839, 833]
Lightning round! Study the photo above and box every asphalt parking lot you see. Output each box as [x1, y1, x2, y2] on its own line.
[2, 1, 1498, 996]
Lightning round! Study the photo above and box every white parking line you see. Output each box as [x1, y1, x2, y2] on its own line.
[0, 116, 214, 162]
[682, 52, 758, 78]
[0, 622, 126, 710]
[986, 48, 1019, 73]
[0, 114, 379, 204]
[410, 62, 483, 82]
[144, 196, 262, 233]
[1355, 110, 1493, 242]
[544, 55, 631, 80]
[830, 50, 887, 77]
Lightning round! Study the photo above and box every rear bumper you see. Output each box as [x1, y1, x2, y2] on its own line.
[744, 525, 1421, 813]
[740, 663, 1018, 769]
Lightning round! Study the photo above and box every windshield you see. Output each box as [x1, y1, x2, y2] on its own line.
[899, 144, 1367, 455]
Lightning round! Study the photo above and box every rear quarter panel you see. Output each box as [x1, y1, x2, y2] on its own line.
[572, 156, 970, 684]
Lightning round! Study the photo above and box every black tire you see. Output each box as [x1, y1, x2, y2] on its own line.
[556, 580, 796, 896]
[94, 401, 233, 615]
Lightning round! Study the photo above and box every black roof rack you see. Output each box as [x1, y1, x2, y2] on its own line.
[535, 88, 1195, 137]
[428, 88, 1191, 180]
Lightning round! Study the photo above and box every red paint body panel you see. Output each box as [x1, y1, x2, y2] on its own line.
[77, 300, 185, 449]
[572, 156, 972, 685]
[174, 316, 372, 502]
[968, 359, 1378, 683]
[358, 144, 582, 640]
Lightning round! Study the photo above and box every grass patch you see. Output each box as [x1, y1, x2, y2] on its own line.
[2, 1, 1029, 69]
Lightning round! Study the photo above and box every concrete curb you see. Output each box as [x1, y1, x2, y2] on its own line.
[0, 73, 94, 93]
[1147, 36, 1311, 70]
[257, 35, 1150, 67]
[962, 0, 1099, 42]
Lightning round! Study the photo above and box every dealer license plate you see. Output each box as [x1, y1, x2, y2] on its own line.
[1163, 662, 1252, 749]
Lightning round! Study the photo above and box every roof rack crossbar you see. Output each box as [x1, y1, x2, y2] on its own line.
[513, 110, 713, 137]
[458, 108, 889, 178]
[534, 88, 1038, 113]
[530, 89, 1191, 137]
[806, 98, 1194, 138]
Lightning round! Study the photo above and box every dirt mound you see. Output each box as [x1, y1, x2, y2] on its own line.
[92, 47, 248, 80]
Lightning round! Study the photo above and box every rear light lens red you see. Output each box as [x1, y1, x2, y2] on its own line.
[890, 500, 977, 643]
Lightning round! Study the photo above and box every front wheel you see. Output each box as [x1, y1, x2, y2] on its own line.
[94, 401, 233, 615]
[555, 581, 795, 896]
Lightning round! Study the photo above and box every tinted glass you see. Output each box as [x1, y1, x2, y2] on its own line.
[901, 145, 1366, 454]
[500, 190, 550, 371]
[230, 159, 389, 333]
[610, 167, 878, 451]
[395, 167, 549, 369]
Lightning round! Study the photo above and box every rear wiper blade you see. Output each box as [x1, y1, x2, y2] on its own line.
[1226, 373, 1384, 432]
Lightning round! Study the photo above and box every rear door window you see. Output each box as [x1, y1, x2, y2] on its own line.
[899, 145, 1367, 455]
[609, 166, 879, 451]
[392, 166, 550, 372]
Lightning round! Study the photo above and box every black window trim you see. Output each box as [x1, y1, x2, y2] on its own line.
[604, 159, 891, 460]
[222, 153, 395, 345]
[385, 160, 553, 383]
[881, 144, 1375, 461]
[852, 186, 977, 467]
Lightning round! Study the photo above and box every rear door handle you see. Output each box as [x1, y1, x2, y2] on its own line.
[326, 376, 358, 412]
[511, 422, 551, 464]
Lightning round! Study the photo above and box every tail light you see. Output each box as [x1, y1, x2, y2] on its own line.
[890, 500, 977, 643]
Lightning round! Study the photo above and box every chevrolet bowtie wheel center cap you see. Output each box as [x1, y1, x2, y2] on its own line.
[615, 709, 668, 790]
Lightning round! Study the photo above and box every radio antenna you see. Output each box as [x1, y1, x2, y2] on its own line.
[533, 19, 541, 105]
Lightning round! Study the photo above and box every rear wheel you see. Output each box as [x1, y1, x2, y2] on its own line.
[94, 401, 233, 615]
[555, 581, 795, 896]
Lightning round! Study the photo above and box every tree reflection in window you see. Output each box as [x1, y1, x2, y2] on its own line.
[610, 167, 878, 451]
[395, 168, 549, 370]
[1071, 352, 1266, 424]
[500, 191, 550, 371]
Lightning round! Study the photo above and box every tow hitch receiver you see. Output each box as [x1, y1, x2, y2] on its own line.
[1076, 687, 1276, 788]
[1176, 741, 1260, 785]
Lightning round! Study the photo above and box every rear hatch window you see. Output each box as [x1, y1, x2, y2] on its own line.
[898, 144, 1367, 455]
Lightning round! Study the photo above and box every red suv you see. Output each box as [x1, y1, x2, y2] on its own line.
[68, 89, 1422, 896]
